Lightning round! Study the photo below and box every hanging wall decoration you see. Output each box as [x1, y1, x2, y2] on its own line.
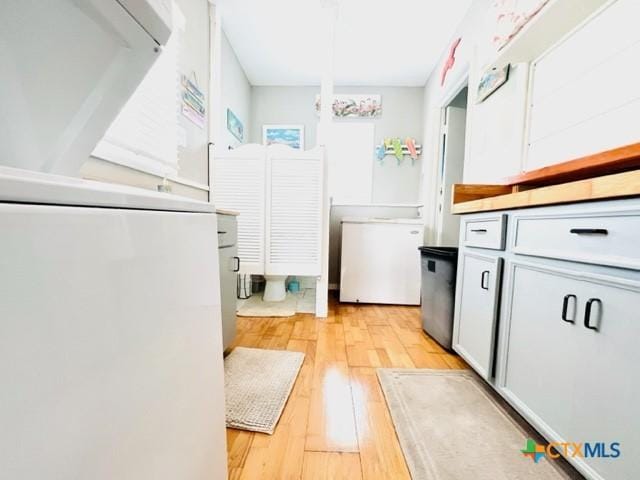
[181, 74, 206, 129]
[440, 37, 461, 86]
[226, 109, 244, 142]
[376, 138, 422, 165]
[315, 94, 382, 118]
[263, 125, 304, 150]
[476, 63, 510, 103]
[491, 0, 550, 51]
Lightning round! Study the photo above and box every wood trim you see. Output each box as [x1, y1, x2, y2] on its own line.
[452, 184, 513, 204]
[451, 169, 640, 214]
[505, 142, 640, 186]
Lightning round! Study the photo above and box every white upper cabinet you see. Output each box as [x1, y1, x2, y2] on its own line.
[0, 0, 169, 176]
[526, 0, 640, 171]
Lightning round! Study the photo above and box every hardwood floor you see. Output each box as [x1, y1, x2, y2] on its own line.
[226, 296, 467, 479]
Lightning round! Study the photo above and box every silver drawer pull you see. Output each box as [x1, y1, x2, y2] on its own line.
[569, 228, 608, 235]
[470, 228, 488, 233]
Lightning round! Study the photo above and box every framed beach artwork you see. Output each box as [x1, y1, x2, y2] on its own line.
[315, 94, 382, 118]
[226, 108, 244, 142]
[263, 125, 305, 150]
[476, 64, 510, 103]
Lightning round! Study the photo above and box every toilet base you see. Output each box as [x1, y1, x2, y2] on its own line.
[263, 275, 287, 302]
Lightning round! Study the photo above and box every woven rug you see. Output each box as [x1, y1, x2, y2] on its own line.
[237, 293, 297, 317]
[224, 347, 304, 434]
[377, 369, 575, 480]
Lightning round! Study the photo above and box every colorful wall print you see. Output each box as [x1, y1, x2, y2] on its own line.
[263, 125, 304, 150]
[476, 63, 510, 103]
[226, 109, 244, 142]
[180, 74, 206, 129]
[491, 0, 550, 51]
[315, 94, 382, 118]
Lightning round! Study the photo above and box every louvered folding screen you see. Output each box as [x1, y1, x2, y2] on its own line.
[212, 145, 265, 274]
[266, 145, 324, 276]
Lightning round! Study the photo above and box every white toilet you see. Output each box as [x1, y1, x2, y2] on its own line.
[263, 275, 287, 302]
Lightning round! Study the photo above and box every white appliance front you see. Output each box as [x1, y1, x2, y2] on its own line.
[0, 203, 228, 480]
[340, 219, 423, 305]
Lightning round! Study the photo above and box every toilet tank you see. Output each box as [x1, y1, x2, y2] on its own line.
[0, 0, 172, 177]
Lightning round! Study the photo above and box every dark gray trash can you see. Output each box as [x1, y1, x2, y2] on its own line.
[419, 247, 458, 350]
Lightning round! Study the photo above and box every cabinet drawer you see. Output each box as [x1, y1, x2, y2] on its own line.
[462, 214, 506, 250]
[512, 208, 640, 270]
[216, 213, 237, 248]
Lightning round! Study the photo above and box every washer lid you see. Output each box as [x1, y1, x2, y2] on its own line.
[0, 0, 171, 177]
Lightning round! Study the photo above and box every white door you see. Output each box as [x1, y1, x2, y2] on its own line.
[453, 251, 501, 379]
[212, 144, 266, 274]
[436, 106, 466, 246]
[265, 145, 324, 276]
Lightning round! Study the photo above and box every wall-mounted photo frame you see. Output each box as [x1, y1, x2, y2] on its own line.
[476, 64, 510, 103]
[263, 125, 305, 150]
[315, 94, 382, 118]
[226, 108, 244, 142]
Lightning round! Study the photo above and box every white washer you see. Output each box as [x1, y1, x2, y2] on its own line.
[339, 217, 424, 305]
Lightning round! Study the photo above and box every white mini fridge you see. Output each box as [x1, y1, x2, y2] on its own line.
[339, 218, 424, 305]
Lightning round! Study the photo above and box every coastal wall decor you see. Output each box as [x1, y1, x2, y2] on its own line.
[226, 108, 244, 142]
[476, 63, 510, 103]
[263, 125, 304, 150]
[315, 94, 382, 118]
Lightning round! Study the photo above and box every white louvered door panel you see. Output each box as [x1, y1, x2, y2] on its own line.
[266, 145, 324, 276]
[213, 144, 265, 274]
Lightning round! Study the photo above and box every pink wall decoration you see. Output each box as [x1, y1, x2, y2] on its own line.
[440, 37, 462, 86]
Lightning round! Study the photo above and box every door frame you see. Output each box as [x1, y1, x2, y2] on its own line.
[428, 72, 469, 245]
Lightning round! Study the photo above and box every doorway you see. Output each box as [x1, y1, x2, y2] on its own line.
[434, 84, 468, 246]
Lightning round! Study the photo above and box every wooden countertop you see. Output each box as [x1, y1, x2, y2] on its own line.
[452, 169, 640, 214]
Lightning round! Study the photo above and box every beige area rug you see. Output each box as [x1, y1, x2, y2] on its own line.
[237, 293, 297, 317]
[224, 347, 304, 434]
[377, 369, 574, 480]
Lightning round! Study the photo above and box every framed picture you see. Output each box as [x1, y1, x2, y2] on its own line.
[315, 94, 382, 118]
[263, 125, 305, 150]
[226, 108, 244, 142]
[476, 64, 510, 103]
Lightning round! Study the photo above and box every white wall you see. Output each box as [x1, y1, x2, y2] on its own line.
[250, 86, 424, 204]
[82, 0, 212, 201]
[218, 30, 252, 150]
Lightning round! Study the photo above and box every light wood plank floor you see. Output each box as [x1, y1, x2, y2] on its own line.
[226, 296, 468, 480]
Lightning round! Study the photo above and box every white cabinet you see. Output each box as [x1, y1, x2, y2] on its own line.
[453, 251, 502, 379]
[217, 213, 238, 351]
[501, 261, 640, 480]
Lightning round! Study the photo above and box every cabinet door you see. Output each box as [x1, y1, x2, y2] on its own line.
[219, 246, 238, 351]
[501, 263, 579, 445]
[453, 252, 502, 378]
[570, 278, 640, 480]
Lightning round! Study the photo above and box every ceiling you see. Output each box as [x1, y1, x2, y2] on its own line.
[216, 0, 473, 86]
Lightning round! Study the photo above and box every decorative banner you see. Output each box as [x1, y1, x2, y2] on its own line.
[476, 63, 511, 103]
[180, 74, 206, 129]
[491, 0, 550, 51]
[315, 94, 382, 118]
